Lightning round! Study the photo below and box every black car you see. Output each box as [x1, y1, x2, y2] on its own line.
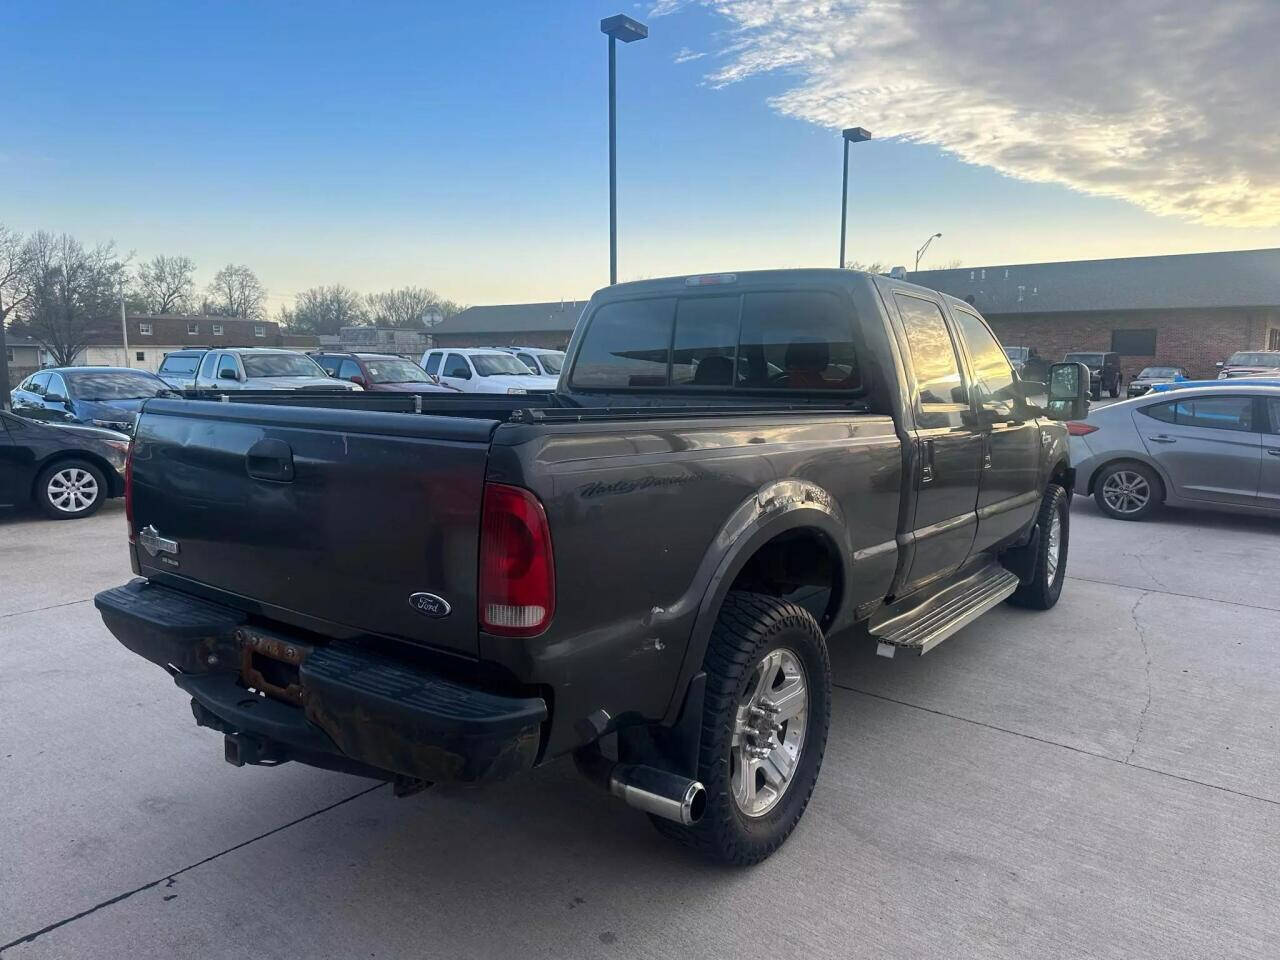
[0, 412, 129, 519]
[1063, 351, 1123, 399]
[10, 367, 176, 433]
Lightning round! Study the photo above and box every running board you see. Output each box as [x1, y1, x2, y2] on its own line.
[870, 565, 1020, 656]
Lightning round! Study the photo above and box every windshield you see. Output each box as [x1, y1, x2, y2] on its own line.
[364, 357, 431, 384]
[1226, 352, 1280, 367]
[536, 352, 564, 374]
[471, 353, 533, 376]
[68, 371, 169, 400]
[1004, 347, 1028, 361]
[1065, 353, 1104, 365]
[241, 353, 327, 378]
[1138, 367, 1179, 378]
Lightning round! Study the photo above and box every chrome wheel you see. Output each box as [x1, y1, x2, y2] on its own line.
[1101, 470, 1150, 514]
[47, 468, 99, 514]
[1045, 508, 1063, 581]
[731, 648, 808, 818]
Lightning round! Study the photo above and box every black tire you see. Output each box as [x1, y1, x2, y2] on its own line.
[1090, 384, 1101, 401]
[35, 459, 107, 520]
[651, 592, 831, 865]
[1008, 484, 1069, 610]
[1092, 461, 1160, 521]
[1109, 379, 1120, 398]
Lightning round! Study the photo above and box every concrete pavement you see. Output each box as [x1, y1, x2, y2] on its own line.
[2, 497, 1278, 959]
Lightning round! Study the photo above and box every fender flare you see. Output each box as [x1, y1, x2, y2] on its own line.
[659, 479, 852, 726]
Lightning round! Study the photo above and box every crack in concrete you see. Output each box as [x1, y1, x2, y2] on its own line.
[0, 597, 92, 621]
[1131, 553, 1168, 591]
[1124, 591, 1154, 765]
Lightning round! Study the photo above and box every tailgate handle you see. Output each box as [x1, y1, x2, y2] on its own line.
[246, 438, 295, 482]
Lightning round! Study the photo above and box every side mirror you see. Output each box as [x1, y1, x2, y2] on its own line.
[348, 375, 366, 387]
[45, 392, 67, 404]
[1043, 361, 1091, 420]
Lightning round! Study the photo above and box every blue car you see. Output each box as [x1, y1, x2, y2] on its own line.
[9, 367, 177, 432]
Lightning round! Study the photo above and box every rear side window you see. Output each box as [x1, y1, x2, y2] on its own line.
[424, 352, 442, 375]
[198, 352, 217, 380]
[160, 355, 199, 375]
[1143, 396, 1254, 431]
[570, 291, 862, 392]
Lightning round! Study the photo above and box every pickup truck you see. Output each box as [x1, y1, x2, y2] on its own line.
[96, 269, 1088, 865]
[156, 347, 361, 393]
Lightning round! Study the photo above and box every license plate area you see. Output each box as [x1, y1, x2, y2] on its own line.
[237, 627, 314, 706]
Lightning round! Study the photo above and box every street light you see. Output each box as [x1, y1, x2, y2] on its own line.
[914, 232, 942, 273]
[839, 127, 872, 268]
[600, 14, 648, 285]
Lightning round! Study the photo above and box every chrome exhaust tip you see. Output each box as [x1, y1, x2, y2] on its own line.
[608, 763, 706, 826]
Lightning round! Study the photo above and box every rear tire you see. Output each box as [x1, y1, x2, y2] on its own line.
[1008, 484, 1069, 610]
[36, 460, 107, 520]
[1109, 379, 1120, 398]
[1093, 461, 1159, 521]
[651, 592, 831, 865]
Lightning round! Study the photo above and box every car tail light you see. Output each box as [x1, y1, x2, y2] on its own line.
[1066, 422, 1098, 436]
[124, 441, 136, 543]
[479, 483, 555, 637]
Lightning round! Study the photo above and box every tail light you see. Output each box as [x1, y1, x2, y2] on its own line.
[124, 441, 136, 543]
[1066, 422, 1098, 436]
[479, 483, 555, 637]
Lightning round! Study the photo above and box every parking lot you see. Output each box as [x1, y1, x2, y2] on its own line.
[2, 493, 1278, 960]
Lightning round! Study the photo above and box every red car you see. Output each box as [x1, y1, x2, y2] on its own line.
[310, 352, 459, 393]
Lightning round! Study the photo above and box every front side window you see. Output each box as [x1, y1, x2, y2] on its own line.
[443, 353, 472, 379]
[424, 353, 442, 376]
[952, 308, 1017, 419]
[538, 351, 564, 375]
[516, 352, 538, 373]
[241, 353, 326, 378]
[338, 359, 362, 381]
[46, 373, 68, 399]
[217, 354, 240, 379]
[895, 294, 964, 425]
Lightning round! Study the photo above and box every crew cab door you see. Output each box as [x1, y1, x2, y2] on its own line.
[891, 291, 982, 591]
[949, 305, 1041, 551]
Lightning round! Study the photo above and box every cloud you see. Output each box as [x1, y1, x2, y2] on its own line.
[655, 0, 1280, 227]
[673, 46, 707, 63]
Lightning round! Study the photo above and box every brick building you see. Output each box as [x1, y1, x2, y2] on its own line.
[75, 315, 319, 374]
[913, 248, 1280, 381]
[427, 300, 584, 350]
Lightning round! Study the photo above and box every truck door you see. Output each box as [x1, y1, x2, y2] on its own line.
[949, 306, 1041, 552]
[892, 291, 982, 592]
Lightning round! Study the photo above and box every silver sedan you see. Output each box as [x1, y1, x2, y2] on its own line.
[1068, 384, 1280, 520]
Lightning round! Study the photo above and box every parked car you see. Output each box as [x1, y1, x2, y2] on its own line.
[1216, 351, 1280, 380]
[1068, 384, 1280, 520]
[96, 268, 1089, 864]
[10, 367, 177, 433]
[179, 348, 362, 392]
[1126, 365, 1190, 397]
[310, 352, 459, 393]
[0, 411, 129, 519]
[499, 346, 566, 379]
[420, 347, 557, 393]
[1064, 351, 1123, 399]
[1004, 345, 1049, 384]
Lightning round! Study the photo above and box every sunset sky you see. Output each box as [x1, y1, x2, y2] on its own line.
[7, 0, 1279, 312]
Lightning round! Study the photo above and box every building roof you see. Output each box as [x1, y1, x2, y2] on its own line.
[69, 315, 319, 350]
[430, 300, 586, 335]
[911, 248, 1280, 315]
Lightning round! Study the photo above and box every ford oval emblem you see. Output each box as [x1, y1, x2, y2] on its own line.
[409, 592, 451, 618]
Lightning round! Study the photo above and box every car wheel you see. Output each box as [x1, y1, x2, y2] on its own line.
[1093, 461, 1159, 521]
[1090, 384, 1101, 400]
[651, 592, 831, 865]
[36, 459, 107, 520]
[1109, 380, 1120, 398]
[1008, 484, 1069, 610]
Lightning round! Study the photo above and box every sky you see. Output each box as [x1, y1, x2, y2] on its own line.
[6, 0, 1279, 312]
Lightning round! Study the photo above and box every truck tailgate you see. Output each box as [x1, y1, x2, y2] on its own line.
[129, 399, 498, 658]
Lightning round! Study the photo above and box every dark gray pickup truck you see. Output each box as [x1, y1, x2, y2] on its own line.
[97, 269, 1089, 864]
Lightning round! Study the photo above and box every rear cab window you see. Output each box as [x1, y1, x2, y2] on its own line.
[160, 354, 199, 375]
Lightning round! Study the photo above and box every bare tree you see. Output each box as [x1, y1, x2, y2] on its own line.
[0, 224, 34, 406]
[137, 254, 196, 313]
[283, 285, 368, 335]
[843, 260, 887, 274]
[365, 286, 461, 328]
[206, 264, 266, 319]
[10, 232, 124, 367]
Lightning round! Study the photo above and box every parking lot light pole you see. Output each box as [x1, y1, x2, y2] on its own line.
[600, 14, 648, 285]
[839, 127, 872, 268]
[914, 232, 942, 273]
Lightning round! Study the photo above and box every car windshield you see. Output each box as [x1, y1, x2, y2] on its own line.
[1065, 353, 1104, 365]
[1004, 347, 1028, 361]
[471, 353, 532, 376]
[241, 353, 327, 378]
[536, 352, 564, 374]
[1138, 367, 1180, 378]
[364, 357, 431, 383]
[68, 371, 169, 400]
[1226, 352, 1280, 367]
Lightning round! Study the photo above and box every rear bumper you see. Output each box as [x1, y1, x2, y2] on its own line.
[94, 580, 546, 784]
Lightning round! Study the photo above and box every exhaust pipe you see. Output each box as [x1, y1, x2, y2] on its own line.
[576, 751, 706, 825]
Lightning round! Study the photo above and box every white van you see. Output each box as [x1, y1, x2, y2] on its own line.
[420, 348, 558, 394]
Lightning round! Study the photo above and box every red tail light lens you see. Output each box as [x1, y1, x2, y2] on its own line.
[124, 441, 136, 543]
[479, 483, 555, 637]
[1066, 422, 1099, 436]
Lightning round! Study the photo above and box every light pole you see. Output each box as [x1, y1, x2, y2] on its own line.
[600, 14, 648, 285]
[119, 274, 131, 368]
[914, 232, 942, 273]
[839, 127, 871, 268]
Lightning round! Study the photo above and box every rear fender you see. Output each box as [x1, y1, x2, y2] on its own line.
[659, 479, 851, 726]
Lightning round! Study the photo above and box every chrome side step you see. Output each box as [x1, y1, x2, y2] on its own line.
[871, 565, 1020, 656]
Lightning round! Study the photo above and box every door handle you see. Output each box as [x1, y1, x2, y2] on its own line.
[246, 438, 295, 482]
[1267, 448, 1280, 457]
[1148, 435, 1177, 443]
[920, 438, 935, 485]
